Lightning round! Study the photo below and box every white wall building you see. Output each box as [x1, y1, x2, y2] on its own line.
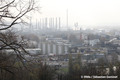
[39, 38, 71, 55]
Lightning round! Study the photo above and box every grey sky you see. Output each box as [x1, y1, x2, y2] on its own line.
[34, 0, 120, 27]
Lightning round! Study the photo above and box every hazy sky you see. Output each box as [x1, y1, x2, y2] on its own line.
[36, 0, 120, 27]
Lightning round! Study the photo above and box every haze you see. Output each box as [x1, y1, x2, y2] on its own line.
[36, 0, 120, 28]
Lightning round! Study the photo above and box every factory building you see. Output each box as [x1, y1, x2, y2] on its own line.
[39, 38, 71, 55]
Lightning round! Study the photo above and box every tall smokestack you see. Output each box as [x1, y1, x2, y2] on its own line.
[49, 18, 51, 28]
[39, 18, 41, 29]
[56, 17, 57, 30]
[66, 9, 68, 30]
[59, 17, 61, 30]
[29, 13, 32, 30]
[52, 18, 54, 29]
[36, 19, 37, 29]
[45, 18, 47, 29]
[42, 18, 44, 29]
[50, 18, 53, 28]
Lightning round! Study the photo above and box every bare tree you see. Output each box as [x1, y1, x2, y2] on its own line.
[0, 0, 38, 30]
[0, 0, 38, 79]
[0, 0, 38, 61]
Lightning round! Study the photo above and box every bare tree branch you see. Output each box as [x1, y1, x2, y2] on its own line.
[0, 0, 15, 9]
[0, 0, 37, 30]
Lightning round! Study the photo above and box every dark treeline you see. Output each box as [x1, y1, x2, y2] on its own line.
[0, 52, 56, 80]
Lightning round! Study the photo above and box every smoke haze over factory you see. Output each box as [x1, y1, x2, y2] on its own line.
[31, 0, 120, 28]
